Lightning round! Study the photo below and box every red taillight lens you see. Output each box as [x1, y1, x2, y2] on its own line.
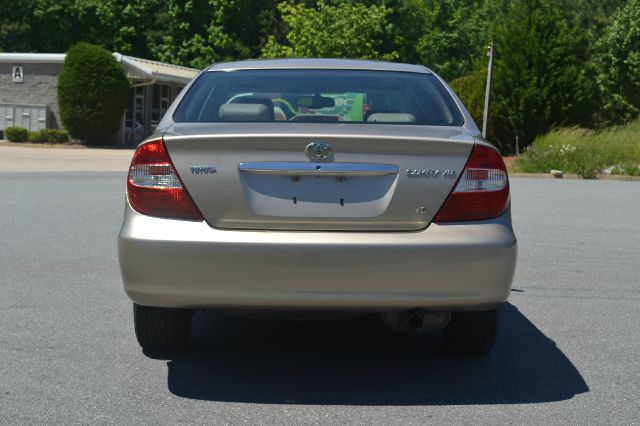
[434, 144, 509, 223]
[127, 139, 203, 221]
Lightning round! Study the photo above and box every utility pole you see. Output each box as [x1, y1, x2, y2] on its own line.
[482, 41, 495, 139]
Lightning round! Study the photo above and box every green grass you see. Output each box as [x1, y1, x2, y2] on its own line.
[515, 120, 640, 178]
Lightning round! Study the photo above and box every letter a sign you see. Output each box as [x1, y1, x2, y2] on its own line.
[12, 66, 23, 83]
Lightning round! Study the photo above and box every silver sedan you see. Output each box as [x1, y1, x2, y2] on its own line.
[118, 59, 517, 356]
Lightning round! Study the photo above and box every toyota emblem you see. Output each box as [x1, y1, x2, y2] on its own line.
[305, 142, 333, 161]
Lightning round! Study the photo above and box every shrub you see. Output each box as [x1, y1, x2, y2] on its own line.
[611, 165, 640, 176]
[5, 127, 28, 142]
[58, 42, 129, 145]
[42, 129, 69, 143]
[28, 130, 46, 143]
[626, 166, 640, 176]
[28, 129, 70, 143]
[516, 120, 640, 178]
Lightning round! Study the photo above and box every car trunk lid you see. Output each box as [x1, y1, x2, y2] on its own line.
[164, 123, 473, 231]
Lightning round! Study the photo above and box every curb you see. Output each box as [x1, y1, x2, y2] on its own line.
[0, 140, 133, 150]
[509, 172, 640, 182]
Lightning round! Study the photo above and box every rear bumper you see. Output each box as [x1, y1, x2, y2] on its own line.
[118, 203, 517, 311]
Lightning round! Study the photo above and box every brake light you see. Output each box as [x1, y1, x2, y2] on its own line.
[434, 144, 509, 222]
[127, 139, 203, 221]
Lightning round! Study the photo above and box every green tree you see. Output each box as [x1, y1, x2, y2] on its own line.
[557, 0, 627, 127]
[560, 0, 626, 44]
[304, 0, 508, 78]
[100, 0, 167, 57]
[490, 0, 589, 150]
[409, 0, 509, 81]
[151, 0, 238, 68]
[150, 0, 282, 68]
[0, 0, 165, 58]
[58, 43, 130, 144]
[449, 69, 487, 126]
[596, 0, 640, 123]
[260, 0, 398, 60]
[0, 0, 33, 51]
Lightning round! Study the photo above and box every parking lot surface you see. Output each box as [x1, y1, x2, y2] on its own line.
[1, 158, 639, 423]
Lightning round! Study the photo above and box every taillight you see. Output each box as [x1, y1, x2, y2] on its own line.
[434, 144, 509, 222]
[127, 139, 203, 221]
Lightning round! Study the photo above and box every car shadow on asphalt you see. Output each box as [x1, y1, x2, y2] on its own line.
[155, 302, 588, 405]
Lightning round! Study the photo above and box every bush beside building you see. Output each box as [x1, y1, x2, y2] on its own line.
[4, 126, 70, 143]
[5, 126, 28, 142]
[58, 43, 130, 145]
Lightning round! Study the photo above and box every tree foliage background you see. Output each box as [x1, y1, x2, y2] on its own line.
[261, 1, 398, 60]
[2, 0, 638, 152]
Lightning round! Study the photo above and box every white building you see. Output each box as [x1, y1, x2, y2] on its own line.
[0, 52, 199, 146]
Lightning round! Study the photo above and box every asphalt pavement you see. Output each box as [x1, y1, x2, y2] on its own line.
[1, 155, 639, 423]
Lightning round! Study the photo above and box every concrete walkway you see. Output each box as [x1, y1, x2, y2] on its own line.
[0, 142, 133, 172]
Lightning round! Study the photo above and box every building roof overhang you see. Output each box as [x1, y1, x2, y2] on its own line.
[112, 52, 199, 85]
[0, 52, 199, 85]
[0, 53, 66, 64]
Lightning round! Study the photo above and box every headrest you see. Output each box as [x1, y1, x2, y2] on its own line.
[218, 104, 273, 122]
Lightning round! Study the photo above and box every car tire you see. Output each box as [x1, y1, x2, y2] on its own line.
[133, 303, 193, 352]
[441, 309, 498, 356]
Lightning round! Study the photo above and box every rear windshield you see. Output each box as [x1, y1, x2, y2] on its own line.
[174, 69, 464, 126]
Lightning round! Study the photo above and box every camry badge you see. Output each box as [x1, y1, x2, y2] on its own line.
[305, 142, 333, 161]
[407, 169, 457, 178]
